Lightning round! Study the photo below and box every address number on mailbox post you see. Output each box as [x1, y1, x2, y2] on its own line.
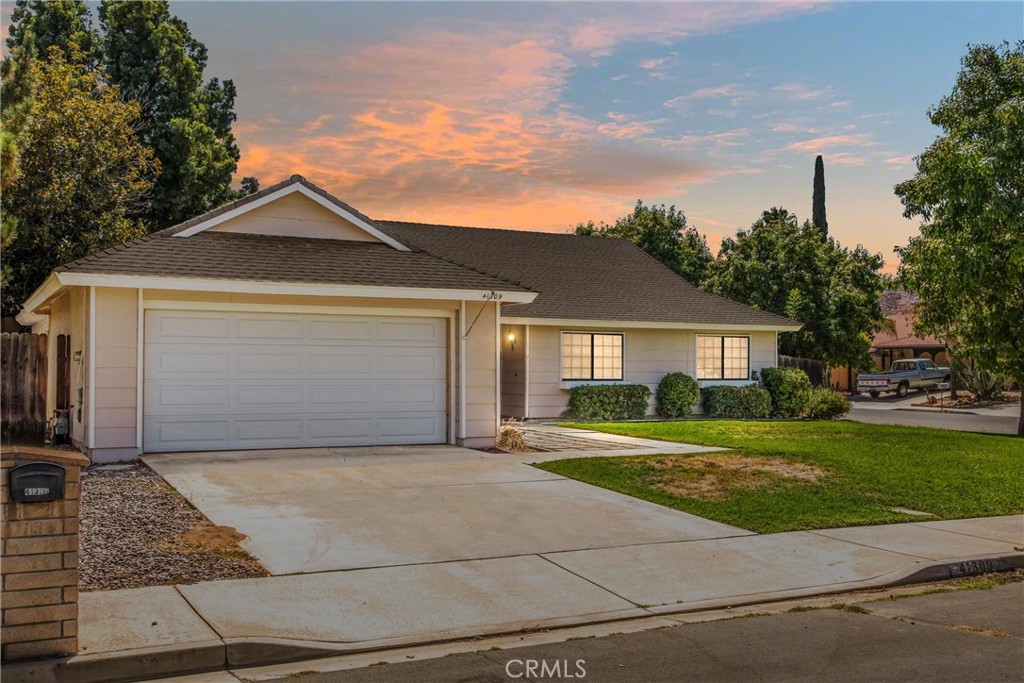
[9, 462, 66, 502]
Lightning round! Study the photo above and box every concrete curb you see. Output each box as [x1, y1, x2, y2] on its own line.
[4, 552, 1022, 683]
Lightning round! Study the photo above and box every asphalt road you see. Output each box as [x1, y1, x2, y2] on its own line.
[846, 393, 1020, 436]
[266, 583, 1024, 683]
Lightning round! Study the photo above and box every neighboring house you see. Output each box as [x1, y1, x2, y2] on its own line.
[829, 291, 947, 391]
[18, 176, 800, 461]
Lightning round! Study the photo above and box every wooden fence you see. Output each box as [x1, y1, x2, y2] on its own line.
[1, 333, 48, 440]
[778, 355, 826, 388]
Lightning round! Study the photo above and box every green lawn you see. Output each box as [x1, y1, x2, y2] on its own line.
[534, 421, 1024, 533]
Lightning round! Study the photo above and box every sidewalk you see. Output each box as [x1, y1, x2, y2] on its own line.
[7, 514, 1022, 683]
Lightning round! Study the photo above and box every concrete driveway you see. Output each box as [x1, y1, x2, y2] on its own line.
[144, 445, 749, 575]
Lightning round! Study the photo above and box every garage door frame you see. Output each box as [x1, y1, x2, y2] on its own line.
[140, 299, 456, 451]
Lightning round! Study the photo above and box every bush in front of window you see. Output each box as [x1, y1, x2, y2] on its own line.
[701, 385, 773, 419]
[759, 366, 812, 418]
[563, 384, 652, 421]
[655, 372, 701, 418]
[803, 388, 852, 420]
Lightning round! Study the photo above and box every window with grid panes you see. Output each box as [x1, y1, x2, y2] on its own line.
[697, 335, 749, 380]
[561, 332, 623, 381]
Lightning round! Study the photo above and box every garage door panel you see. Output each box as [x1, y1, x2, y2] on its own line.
[236, 316, 305, 340]
[148, 419, 231, 447]
[308, 319, 374, 341]
[236, 418, 304, 442]
[144, 311, 448, 452]
[148, 347, 230, 374]
[307, 417, 374, 440]
[378, 320, 445, 343]
[236, 385, 305, 407]
[308, 384, 373, 407]
[154, 313, 231, 339]
[308, 350, 376, 374]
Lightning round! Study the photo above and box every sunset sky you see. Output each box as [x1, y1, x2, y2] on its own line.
[14, 2, 1024, 270]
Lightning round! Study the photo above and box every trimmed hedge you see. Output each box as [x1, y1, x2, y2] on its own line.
[701, 385, 773, 419]
[804, 387, 852, 420]
[564, 384, 652, 421]
[760, 366, 812, 418]
[656, 372, 701, 418]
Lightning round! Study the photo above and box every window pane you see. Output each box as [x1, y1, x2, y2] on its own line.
[697, 336, 722, 379]
[592, 334, 623, 380]
[561, 333, 591, 379]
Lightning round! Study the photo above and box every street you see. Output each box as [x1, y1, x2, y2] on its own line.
[846, 393, 1020, 436]
[260, 582, 1024, 683]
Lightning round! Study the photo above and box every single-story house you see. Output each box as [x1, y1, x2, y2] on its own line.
[18, 175, 800, 462]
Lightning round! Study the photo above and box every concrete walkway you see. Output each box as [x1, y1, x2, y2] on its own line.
[30, 514, 1018, 683]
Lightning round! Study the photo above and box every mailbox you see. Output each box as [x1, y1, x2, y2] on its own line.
[9, 462, 66, 503]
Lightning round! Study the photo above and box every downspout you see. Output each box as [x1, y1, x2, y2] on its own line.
[136, 289, 144, 454]
[495, 301, 501, 435]
[459, 300, 467, 441]
[524, 325, 531, 419]
[87, 286, 96, 450]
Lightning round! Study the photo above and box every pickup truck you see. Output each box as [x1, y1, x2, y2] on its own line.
[857, 358, 951, 398]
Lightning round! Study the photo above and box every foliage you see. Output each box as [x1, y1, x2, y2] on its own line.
[563, 384, 651, 421]
[5, 0, 97, 62]
[1, 47, 158, 316]
[704, 208, 886, 370]
[575, 201, 714, 286]
[893, 42, 1024, 435]
[701, 385, 773, 419]
[0, 27, 37, 295]
[812, 155, 828, 238]
[760, 366, 812, 418]
[655, 372, 701, 418]
[6, 0, 244, 229]
[951, 358, 1006, 401]
[547, 420, 1024, 533]
[803, 388, 851, 420]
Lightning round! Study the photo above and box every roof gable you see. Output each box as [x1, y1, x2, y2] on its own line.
[168, 175, 411, 251]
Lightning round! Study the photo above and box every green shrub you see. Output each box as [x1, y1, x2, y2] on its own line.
[655, 372, 700, 418]
[760, 366, 812, 418]
[804, 388, 852, 420]
[701, 385, 773, 419]
[564, 384, 652, 421]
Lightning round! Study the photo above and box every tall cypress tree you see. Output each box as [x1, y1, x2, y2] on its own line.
[812, 154, 828, 239]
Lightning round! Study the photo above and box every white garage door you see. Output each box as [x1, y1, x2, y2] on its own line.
[144, 310, 448, 452]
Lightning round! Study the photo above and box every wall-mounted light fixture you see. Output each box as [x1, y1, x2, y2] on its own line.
[506, 331, 517, 351]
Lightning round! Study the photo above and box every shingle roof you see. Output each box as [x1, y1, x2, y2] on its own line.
[57, 231, 530, 292]
[382, 221, 798, 327]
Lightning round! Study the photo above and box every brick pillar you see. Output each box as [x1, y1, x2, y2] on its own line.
[1, 446, 89, 661]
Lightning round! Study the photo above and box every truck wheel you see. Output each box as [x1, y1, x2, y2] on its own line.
[896, 382, 909, 398]
[869, 391, 880, 399]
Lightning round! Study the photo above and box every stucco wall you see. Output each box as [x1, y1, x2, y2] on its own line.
[522, 325, 777, 419]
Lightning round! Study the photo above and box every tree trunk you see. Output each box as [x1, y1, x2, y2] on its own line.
[1018, 399, 1023, 437]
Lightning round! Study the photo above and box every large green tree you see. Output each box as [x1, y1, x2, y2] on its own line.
[6, 0, 244, 228]
[1, 47, 159, 316]
[704, 208, 886, 369]
[5, 1, 97, 62]
[575, 201, 714, 286]
[894, 42, 1024, 436]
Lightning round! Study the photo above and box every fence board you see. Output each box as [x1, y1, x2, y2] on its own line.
[1, 332, 48, 439]
[778, 355, 826, 388]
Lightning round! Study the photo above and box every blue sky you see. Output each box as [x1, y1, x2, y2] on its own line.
[11, 2, 1021, 269]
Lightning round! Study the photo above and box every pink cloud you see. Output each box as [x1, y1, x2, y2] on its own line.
[786, 134, 874, 153]
[773, 82, 833, 101]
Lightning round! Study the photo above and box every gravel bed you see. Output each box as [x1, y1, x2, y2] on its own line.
[80, 462, 267, 591]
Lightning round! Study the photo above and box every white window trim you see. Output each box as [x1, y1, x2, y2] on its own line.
[696, 334, 751, 382]
[559, 330, 625, 383]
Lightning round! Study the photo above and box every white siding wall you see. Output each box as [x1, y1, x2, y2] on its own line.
[523, 325, 778, 419]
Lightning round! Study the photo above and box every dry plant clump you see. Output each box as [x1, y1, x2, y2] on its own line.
[497, 418, 527, 452]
